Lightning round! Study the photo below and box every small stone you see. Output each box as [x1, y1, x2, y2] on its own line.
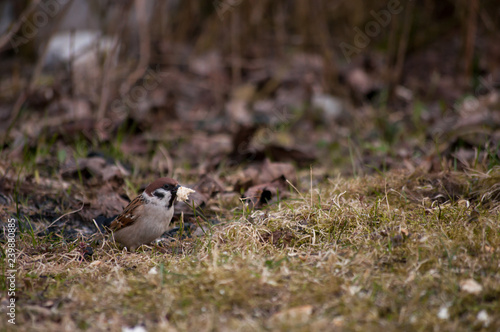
[437, 306, 449, 320]
[460, 279, 482, 294]
[122, 326, 146, 332]
[477, 310, 490, 326]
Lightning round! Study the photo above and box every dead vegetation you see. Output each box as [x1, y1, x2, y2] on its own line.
[1, 0, 500, 330]
[1, 168, 499, 331]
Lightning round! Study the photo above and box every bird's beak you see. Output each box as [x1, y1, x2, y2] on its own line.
[173, 184, 181, 193]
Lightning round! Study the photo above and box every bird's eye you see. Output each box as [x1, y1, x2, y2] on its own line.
[163, 184, 171, 190]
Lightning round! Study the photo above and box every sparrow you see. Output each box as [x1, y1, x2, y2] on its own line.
[108, 177, 194, 251]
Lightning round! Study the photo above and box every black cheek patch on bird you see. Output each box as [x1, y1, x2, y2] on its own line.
[154, 190, 165, 199]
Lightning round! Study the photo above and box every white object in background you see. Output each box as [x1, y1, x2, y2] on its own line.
[44, 30, 119, 68]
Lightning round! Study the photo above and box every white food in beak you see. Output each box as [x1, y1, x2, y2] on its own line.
[176, 186, 195, 202]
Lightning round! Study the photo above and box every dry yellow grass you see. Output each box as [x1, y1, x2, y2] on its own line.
[2, 169, 500, 331]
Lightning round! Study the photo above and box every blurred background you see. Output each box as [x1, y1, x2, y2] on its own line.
[1, 0, 499, 177]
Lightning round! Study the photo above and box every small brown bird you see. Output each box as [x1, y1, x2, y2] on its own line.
[109, 177, 194, 251]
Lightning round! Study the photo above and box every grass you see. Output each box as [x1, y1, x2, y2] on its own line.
[1, 168, 499, 331]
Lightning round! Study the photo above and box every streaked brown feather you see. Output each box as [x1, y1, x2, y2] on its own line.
[109, 195, 145, 231]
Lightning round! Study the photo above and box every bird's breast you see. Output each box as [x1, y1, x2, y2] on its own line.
[141, 204, 175, 233]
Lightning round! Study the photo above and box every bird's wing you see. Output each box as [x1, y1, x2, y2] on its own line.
[109, 195, 145, 231]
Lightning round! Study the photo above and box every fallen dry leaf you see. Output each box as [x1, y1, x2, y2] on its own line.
[230, 124, 259, 161]
[61, 156, 130, 182]
[89, 260, 102, 267]
[120, 135, 149, 155]
[233, 159, 296, 192]
[483, 245, 494, 253]
[79, 184, 129, 222]
[258, 159, 297, 184]
[264, 144, 316, 166]
[344, 67, 380, 102]
[243, 175, 289, 208]
[192, 174, 225, 198]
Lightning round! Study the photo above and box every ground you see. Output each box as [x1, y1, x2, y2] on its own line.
[1, 166, 499, 331]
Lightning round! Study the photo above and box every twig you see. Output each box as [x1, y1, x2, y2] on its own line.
[119, 0, 150, 96]
[42, 202, 85, 232]
[286, 179, 306, 202]
[95, 36, 121, 122]
[2, 0, 72, 145]
[310, 165, 313, 207]
[463, 0, 479, 83]
[230, 8, 241, 85]
[389, 0, 414, 101]
[0, 0, 42, 50]
[96, 2, 133, 123]
[92, 218, 104, 235]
